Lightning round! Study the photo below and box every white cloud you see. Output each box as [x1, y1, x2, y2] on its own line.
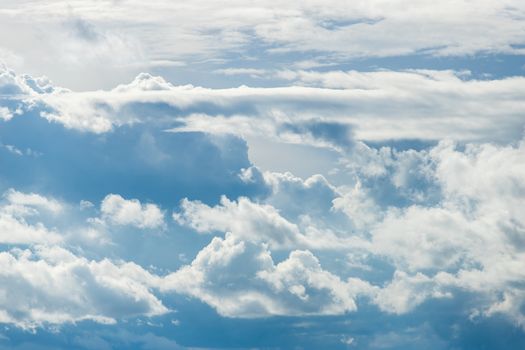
[1, 66, 520, 145]
[1, 56, 525, 334]
[174, 195, 359, 250]
[371, 205, 478, 272]
[100, 194, 165, 230]
[4, 189, 63, 214]
[375, 138, 525, 270]
[332, 181, 383, 231]
[1, 0, 525, 89]
[0, 63, 64, 95]
[172, 136, 525, 324]
[79, 200, 94, 210]
[0, 190, 171, 328]
[1, 143, 22, 155]
[0, 190, 63, 245]
[173, 196, 305, 249]
[0, 212, 62, 245]
[56, 136, 525, 327]
[161, 233, 373, 317]
[112, 73, 175, 93]
[0, 107, 13, 121]
[0, 245, 167, 329]
[373, 271, 451, 314]
[166, 134, 525, 326]
[360, 138, 525, 325]
[0, 189, 116, 247]
[0, 135, 523, 330]
[262, 171, 338, 219]
[213, 68, 268, 78]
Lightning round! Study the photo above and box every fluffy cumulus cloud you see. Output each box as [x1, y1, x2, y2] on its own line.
[173, 196, 305, 248]
[4, 188, 63, 214]
[0, 189, 63, 245]
[173, 190, 358, 251]
[0, 189, 169, 329]
[161, 233, 373, 317]
[171, 135, 525, 325]
[362, 139, 525, 322]
[100, 194, 165, 229]
[261, 171, 339, 219]
[0, 245, 167, 329]
[1, 102, 524, 332]
[0, 189, 170, 328]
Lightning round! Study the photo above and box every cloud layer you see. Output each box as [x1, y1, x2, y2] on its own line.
[2, 65, 524, 147]
[2, 0, 525, 89]
[0, 5, 524, 343]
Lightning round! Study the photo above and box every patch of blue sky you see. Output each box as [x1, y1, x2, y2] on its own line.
[0, 113, 267, 207]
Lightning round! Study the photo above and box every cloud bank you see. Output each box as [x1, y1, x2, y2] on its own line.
[0, 29, 524, 346]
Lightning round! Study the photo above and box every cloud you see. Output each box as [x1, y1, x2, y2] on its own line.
[2, 0, 525, 84]
[3, 65, 523, 147]
[5, 189, 63, 214]
[167, 133, 525, 327]
[0, 63, 63, 96]
[0, 51, 525, 350]
[170, 135, 525, 326]
[112, 73, 175, 93]
[174, 194, 358, 251]
[332, 181, 383, 230]
[0, 245, 167, 329]
[373, 271, 451, 314]
[0, 106, 13, 121]
[262, 171, 338, 220]
[2, 77, 524, 331]
[213, 68, 268, 78]
[371, 205, 477, 272]
[0, 190, 62, 245]
[0, 211, 61, 245]
[358, 138, 525, 325]
[174, 195, 307, 249]
[100, 194, 165, 230]
[0, 135, 519, 327]
[369, 138, 525, 270]
[161, 233, 373, 317]
[0, 2, 524, 348]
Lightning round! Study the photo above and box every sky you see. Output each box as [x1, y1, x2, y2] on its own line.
[0, 1, 525, 349]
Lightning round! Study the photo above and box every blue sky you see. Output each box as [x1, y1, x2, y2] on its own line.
[1, 1, 525, 349]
